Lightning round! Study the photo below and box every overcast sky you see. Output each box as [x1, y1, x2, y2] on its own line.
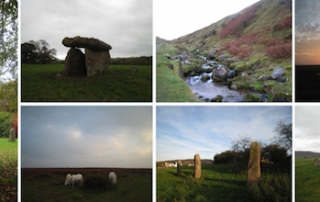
[295, 0, 320, 65]
[21, 106, 152, 168]
[295, 106, 320, 152]
[157, 106, 292, 161]
[21, 0, 152, 59]
[155, 0, 260, 41]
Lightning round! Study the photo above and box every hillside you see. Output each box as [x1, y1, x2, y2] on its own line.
[157, 0, 292, 102]
[295, 151, 320, 158]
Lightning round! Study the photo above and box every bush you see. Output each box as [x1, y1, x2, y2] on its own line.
[247, 173, 291, 202]
[265, 42, 291, 60]
[214, 150, 237, 164]
[84, 173, 113, 190]
[0, 111, 14, 138]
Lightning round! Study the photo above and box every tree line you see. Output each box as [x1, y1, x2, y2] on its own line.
[21, 39, 58, 64]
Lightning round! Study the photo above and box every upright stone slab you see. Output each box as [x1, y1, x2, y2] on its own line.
[314, 157, 320, 167]
[177, 160, 182, 176]
[247, 142, 261, 186]
[194, 154, 201, 178]
[8, 128, 15, 142]
[63, 48, 86, 76]
[85, 48, 110, 77]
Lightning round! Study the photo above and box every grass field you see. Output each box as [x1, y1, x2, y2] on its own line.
[295, 157, 320, 202]
[22, 168, 152, 202]
[21, 64, 152, 101]
[157, 164, 291, 202]
[0, 138, 18, 201]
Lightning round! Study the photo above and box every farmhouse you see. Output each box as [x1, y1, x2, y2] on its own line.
[165, 162, 177, 168]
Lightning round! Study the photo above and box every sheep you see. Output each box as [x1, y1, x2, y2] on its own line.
[109, 172, 117, 185]
[64, 174, 83, 187]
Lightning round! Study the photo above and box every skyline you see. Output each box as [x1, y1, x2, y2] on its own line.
[21, 0, 152, 59]
[157, 106, 292, 162]
[155, 0, 260, 41]
[21, 106, 152, 168]
[295, 0, 320, 65]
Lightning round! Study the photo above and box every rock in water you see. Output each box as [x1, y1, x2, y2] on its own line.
[85, 48, 110, 77]
[62, 36, 112, 51]
[8, 128, 15, 142]
[63, 48, 86, 76]
[194, 154, 201, 178]
[247, 142, 261, 186]
[177, 160, 182, 176]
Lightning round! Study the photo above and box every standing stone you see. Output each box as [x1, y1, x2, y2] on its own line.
[194, 154, 201, 178]
[314, 157, 320, 167]
[63, 48, 86, 76]
[177, 160, 182, 176]
[85, 48, 110, 77]
[8, 128, 15, 142]
[247, 142, 261, 186]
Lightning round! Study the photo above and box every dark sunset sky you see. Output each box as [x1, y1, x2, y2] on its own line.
[296, 0, 320, 65]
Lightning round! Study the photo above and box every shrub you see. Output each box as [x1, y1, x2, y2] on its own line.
[84, 173, 113, 190]
[214, 150, 237, 164]
[265, 42, 291, 60]
[247, 173, 291, 202]
[274, 15, 292, 31]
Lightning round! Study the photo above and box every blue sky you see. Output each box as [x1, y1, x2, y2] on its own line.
[157, 106, 292, 161]
[21, 106, 152, 168]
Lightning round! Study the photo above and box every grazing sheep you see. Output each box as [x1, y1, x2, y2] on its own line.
[109, 172, 117, 185]
[64, 174, 83, 187]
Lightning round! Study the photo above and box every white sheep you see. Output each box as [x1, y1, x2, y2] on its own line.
[64, 174, 83, 187]
[109, 172, 117, 185]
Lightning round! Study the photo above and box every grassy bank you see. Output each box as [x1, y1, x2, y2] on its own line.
[157, 164, 291, 202]
[156, 44, 200, 102]
[295, 157, 320, 202]
[21, 64, 152, 101]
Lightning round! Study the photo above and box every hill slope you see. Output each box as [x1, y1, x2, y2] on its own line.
[157, 0, 292, 102]
[295, 151, 320, 158]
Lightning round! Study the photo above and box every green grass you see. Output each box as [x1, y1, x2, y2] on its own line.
[157, 164, 290, 202]
[21, 64, 152, 101]
[295, 157, 320, 202]
[22, 170, 151, 202]
[0, 138, 17, 181]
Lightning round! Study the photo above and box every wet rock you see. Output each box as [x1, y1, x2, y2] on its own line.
[247, 142, 261, 186]
[63, 48, 86, 76]
[194, 154, 201, 178]
[231, 84, 237, 90]
[241, 72, 249, 79]
[212, 66, 228, 79]
[62, 36, 112, 51]
[211, 95, 223, 102]
[208, 52, 215, 60]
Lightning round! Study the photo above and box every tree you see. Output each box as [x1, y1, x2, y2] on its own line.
[0, 80, 17, 113]
[21, 39, 58, 64]
[231, 133, 252, 152]
[273, 119, 292, 150]
[0, 0, 18, 81]
[262, 144, 287, 164]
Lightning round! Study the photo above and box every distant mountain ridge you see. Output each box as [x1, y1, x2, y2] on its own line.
[296, 151, 320, 158]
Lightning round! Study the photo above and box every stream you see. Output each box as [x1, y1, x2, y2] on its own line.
[184, 56, 268, 102]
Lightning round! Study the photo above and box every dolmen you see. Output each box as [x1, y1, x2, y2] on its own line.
[62, 36, 112, 77]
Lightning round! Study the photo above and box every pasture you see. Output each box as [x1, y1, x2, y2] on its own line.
[22, 168, 152, 202]
[21, 64, 152, 101]
[0, 138, 18, 201]
[157, 164, 291, 202]
[295, 157, 320, 202]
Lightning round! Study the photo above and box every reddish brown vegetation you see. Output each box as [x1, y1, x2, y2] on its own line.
[265, 42, 292, 60]
[220, 4, 260, 38]
[274, 15, 292, 31]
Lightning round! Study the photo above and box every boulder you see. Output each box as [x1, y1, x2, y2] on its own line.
[241, 72, 248, 79]
[194, 154, 201, 178]
[8, 128, 15, 142]
[231, 84, 237, 90]
[247, 142, 261, 186]
[212, 66, 228, 79]
[218, 54, 227, 61]
[208, 52, 215, 60]
[271, 66, 285, 79]
[62, 36, 112, 51]
[211, 95, 223, 102]
[85, 48, 110, 77]
[63, 48, 86, 76]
